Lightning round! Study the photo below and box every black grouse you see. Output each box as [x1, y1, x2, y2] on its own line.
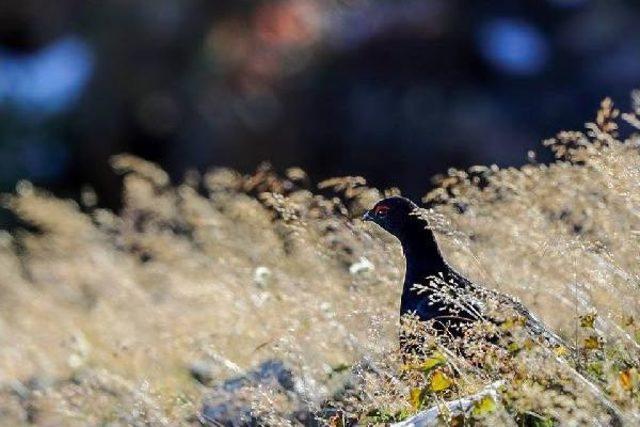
[362, 196, 566, 348]
[361, 196, 635, 425]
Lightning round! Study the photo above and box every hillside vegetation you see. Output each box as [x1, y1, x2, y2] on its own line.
[1, 98, 639, 425]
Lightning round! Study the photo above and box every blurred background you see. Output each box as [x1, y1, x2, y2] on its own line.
[1, 0, 639, 211]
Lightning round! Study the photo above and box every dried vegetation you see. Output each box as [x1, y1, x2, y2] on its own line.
[1, 97, 640, 425]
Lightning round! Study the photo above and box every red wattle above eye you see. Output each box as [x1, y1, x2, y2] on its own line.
[374, 205, 389, 215]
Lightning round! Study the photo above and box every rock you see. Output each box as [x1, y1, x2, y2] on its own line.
[199, 359, 303, 427]
[189, 361, 217, 386]
[391, 381, 504, 427]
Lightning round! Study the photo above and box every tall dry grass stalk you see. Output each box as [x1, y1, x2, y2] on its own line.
[0, 97, 638, 425]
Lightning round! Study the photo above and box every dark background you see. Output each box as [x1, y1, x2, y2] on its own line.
[1, 0, 639, 210]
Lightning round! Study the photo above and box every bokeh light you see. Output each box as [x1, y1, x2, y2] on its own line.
[477, 19, 550, 76]
[0, 0, 638, 205]
[0, 36, 94, 116]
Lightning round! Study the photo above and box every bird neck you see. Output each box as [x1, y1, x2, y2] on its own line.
[399, 218, 448, 294]
[398, 222, 448, 317]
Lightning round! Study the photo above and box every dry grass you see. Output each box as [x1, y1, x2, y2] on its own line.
[1, 97, 639, 425]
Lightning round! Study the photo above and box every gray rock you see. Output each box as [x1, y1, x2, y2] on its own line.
[198, 359, 303, 427]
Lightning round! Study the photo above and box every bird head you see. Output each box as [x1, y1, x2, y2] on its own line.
[362, 196, 419, 238]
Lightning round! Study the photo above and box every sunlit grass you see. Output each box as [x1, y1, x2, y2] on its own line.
[0, 97, 639, 425]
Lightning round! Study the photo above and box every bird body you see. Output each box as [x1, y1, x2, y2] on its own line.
[362, 196, 632, 424]
[363, 196, 566, 347]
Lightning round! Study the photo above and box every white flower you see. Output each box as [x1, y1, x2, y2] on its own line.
[349, 257, 374, 275]
[253, 266, 272, 287]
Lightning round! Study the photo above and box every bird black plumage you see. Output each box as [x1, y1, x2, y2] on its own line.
[362, 196, 567, 349]
[361, 196, 638, 425]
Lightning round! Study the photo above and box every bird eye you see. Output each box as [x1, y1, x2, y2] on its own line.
[374, 205, 390, 217]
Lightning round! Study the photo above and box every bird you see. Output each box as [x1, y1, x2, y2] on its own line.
[361, 196, 635, 425]
[362, 196, 567, 350]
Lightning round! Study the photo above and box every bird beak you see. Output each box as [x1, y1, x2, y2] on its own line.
[362, 210, 374, 222]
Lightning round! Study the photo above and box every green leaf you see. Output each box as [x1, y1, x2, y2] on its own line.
[583, 335, 602, 350]
[472, 395, 497, 417]
[420, 352, 447, 373]
[507, 342, 520, 353]
[328, 363, 351, 378]
[519, 412, 554, 427]
[409, 387, 425, 410]
[429, 370, 452, 392]
[579, 312, 597, 328]
[587, 361, 604, 377]
[363, 408, 410, 423]
[553, 345, 568, 357]
[501, 316, 526, 331]
[531, 417, 555, 427]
